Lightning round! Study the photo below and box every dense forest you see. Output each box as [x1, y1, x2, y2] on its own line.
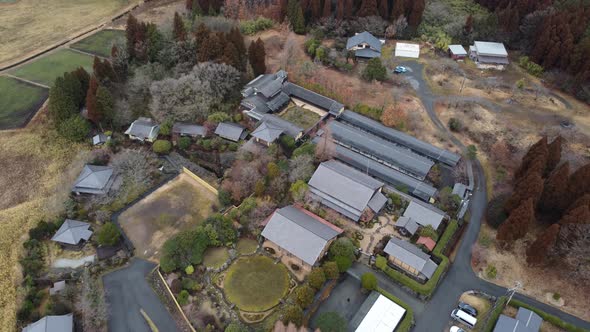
[217, 0, 589, 102]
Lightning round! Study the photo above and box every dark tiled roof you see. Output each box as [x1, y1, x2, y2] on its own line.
[346, 31, 382, 52]
[384, 237, 438, 279]
[72, 164, 114, 195]
[261, 114, 303, 138]
[355, 48, 382, 58]
[172, 123, 205, 136]
[214, 122, 247, 142]
[282, 82, 344, 114]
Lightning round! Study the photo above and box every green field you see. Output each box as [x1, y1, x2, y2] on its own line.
[223, 256, 289, 312]
[9, 49, 93, 87]
[203, 247, 230, 269]
[0, 76, 48, 129]
[70, 29, 125, 57]
[280, 105, 321, 129]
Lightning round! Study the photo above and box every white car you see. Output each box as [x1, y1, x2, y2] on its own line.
[450, 326, 466, 332]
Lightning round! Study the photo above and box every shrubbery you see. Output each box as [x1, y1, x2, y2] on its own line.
[58, 115, 90, 142]
[361, 272, 377, 290]
[96, 222, 121, 246]
[353, 103, 383, 121]
[177, 290, 189, 305]
[486, 194, 509, 228]
[295, 284, 315, 308]
[240, 17, 274, 35]
[362, 58, 387, 82]
[153, 139, 172, 154]
[448, 118, 463, 132]
[160, 227, 212, 272]
[308, 267, 326, 289]
[518, 56, 544, 77]
[178, 136, 191, 150]
[322, 261, 340, 279]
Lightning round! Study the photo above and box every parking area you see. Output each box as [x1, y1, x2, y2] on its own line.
[444, 291, 493, 331]
[103, 258, 178, 332]
[309, 275, 368, 330]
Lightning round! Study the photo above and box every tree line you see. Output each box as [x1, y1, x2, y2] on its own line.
[489, 136, 590, 279]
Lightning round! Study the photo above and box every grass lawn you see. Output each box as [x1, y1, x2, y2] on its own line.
[203, 247, 230, 269]
[236, 238, 258, 255]
[70, 29, 125, 57]
[0, 76, 48, 129]
[119, 173, 218, 261]
[0, 0, 137, 66]
[9, 49, 93, 87]
[224, 256, 289, 312]
[280, 105, 321, 129]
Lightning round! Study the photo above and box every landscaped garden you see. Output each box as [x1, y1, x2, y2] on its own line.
[9, 49, 93, 86]
[70, 29, 125, 57]
[280, 105, 322, 129]
[203, 247, 230, 269]
[236, 238, 258, 255]
[223, 256, 290, 312]
[0, 76, 48, 129]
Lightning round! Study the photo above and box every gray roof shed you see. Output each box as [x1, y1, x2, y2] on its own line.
[124, 117, 159, 141]
[51, 219, 93, 245]
[395, 216, 420, 235]
[493, 308, 542, 332]
[23, 314, 73, 332]
[449, 45, 467, 56]
[346, 31, 382, 52]
[261, 205, 343, 265]
[172, 122, 205, 137]
[72, 165, 114, 195]
[473, 41, 508, 57]
[328, 120, 434, 179]
[403, 201, 445, 229]
[339, 110, 461, 166]
[308, 160, 385, 221]
[214, 122, 247, 142]
[384, 237, 438, 279]
[251, 121, 284, 144]
[92, 133, 108, 145]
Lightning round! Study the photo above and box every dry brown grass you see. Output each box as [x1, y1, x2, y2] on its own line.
[474, 224, 590, 322]
[0, 115, 88, 331]
[0, 0, 138, 66]
[119, 173, 218, 261]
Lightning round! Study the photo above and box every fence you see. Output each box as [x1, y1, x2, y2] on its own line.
[153, 265, 197, 332]
[182, 167, 218, 195]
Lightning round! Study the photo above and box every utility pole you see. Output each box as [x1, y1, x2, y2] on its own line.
[460, 74, 466, 94]
[506, 281, 523, 305]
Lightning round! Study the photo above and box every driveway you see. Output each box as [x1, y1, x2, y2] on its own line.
[374, 61, 590, 331]
[103, 258, 179, 332]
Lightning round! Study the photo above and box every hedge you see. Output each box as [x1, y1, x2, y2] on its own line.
[377, 287, 414, 332]
[376, 220, 458, 297]
[509, 299, 589, 332]
[481, 296, 507, 332]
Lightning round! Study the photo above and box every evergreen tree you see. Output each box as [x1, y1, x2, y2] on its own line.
[357, 0, 378, 17]
[407, 0, 425, 28]
[322, 0, 331, 17]
[288, 0, 306, 34]
[564, 194, 590, 215]
[558, 205, 590, 225]
[72, 67, 90, 103]
[515, 136, 548, 180]
[86, 76, 99, 125]
[48, 77, 78, 124]
[126, 14, 139, 59]
[390, 0, 405, 21]
[497, 199, 535, 245]
[146, 23, 164, 62]
[221, 42, 240, 70]
[464, 14, 474, 34]
[567, 163, 590, 202]
[194, 23, 210, 47]
[526, 223, 559, 265]
[227, 27, 247, 71]
[344, 0, 354, 19]
[336, 0, 345, 20]
[96, 86, 114, 126]
[505, 171, 544, 213]
[546, 136, 562, 174]
[378, 0, 389, 20]
[185, 0, 193, 11]
[538, 162, 570, 216]
[310, 0, 321, 20]
[248, 38, 267, 76]
[173, 12, 187, 41]
[362, 58, 387, 81]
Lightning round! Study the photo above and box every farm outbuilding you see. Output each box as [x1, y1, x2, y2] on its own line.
[469, 41, 509, 69]
[395, 42, 420, 58]
[351, 291, 407, 332]
[448, 45, 467, 60]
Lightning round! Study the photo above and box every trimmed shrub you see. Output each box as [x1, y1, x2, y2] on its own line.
[177, 290, 190, 305]
[322, 261, 340, 279]
[185, 265, 194, 275]
[375, 255, 387, 269]
[282, 305, 303, 326]
[485, 264, 497, 279]
[334, 256, 352, 272]
[240, 17, 274, 35]
[361, 272, 377, 291]
[178, 136, 191, 150]
[448, 118, 462, 132]
[97, 222, 121, 246]
[295, 285, 315, 308]
[153, 139, 172, 154]
[308, 267, 326, 290]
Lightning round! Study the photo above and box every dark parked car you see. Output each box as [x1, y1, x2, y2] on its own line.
[458, 301, 478, 317]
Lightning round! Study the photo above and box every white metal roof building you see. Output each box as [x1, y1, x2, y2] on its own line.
[403, 201, 445, 230]
[351, 292, 406, 332]
[449, 45, 468, 56]
[395, 42, 420, 58]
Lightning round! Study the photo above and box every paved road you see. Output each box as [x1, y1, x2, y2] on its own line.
[103, 258, 179, 332]
[379, 61, 590, 331]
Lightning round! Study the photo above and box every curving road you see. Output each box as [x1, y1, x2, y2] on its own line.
[375, 61, 590, 331]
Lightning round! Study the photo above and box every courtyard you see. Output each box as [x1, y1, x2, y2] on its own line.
[279, 104, 322, 129]
[119, 173, 218, 261]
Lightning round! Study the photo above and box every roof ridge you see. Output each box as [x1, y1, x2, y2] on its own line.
[277, 206, 341, 240]
[322, 161, 378, 189]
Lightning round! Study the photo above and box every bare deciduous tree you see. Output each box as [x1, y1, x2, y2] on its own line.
[315, 125, 335, 162]
[555, 224, 590, 280]
[288, 154, 315, 182]
[77, 268, 108, 332]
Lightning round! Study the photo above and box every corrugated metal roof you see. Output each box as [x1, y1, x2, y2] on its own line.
[368, 192, 388, 213]
[355, 48, 381, 58]
[214, 122, 246, 142]
[23, 314, 73, 332]
[283, 82, 344, 114]
[51, 219, 92, 245]
[339, 110, 461, 166]
[515, 308, 542, 331]
[353, 292, 406, 332]
[416, 236, 436, 251]
[474, 41, 508, 57]
[395, 43, 420, 58]
[384, 237, 438, 279]
[316, 140, 437, 201]
[261, 206, 342, 265]
[329, 121, 434, 179]
[346, 31, 383, 52]
[477, 55, 510, 64]
[449, 45, 467, 55]
[403, 201, 444, 229]
[125, 118, 159, 140]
